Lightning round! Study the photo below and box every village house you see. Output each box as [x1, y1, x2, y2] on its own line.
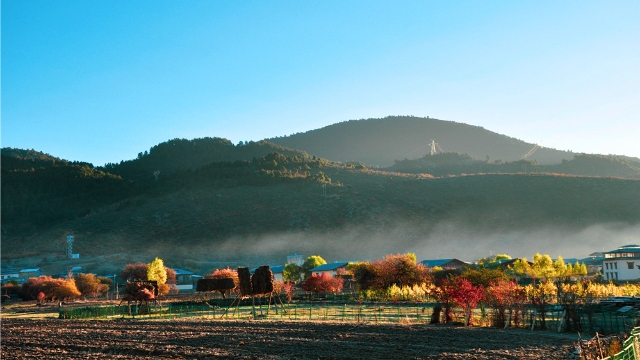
[0, 266, 20, 283]
[420, 259, 468, 271]
[270, 265, 285, 282]
[19, 268, 41, 280]
[172, 268, 196, 291]
[602, 244, 640, 281]
[310, 262, 349, 277]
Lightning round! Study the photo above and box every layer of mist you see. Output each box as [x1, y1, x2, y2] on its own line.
[198, 222, 640, 266]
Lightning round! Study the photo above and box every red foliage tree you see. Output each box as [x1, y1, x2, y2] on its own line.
[446, 277, 486, 326]
[431, 278, 455, 323]
[301, 273, 344, 294]
[486, 280, 524, 327]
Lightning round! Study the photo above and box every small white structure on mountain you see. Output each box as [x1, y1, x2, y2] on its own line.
[602, 244, 640, 281]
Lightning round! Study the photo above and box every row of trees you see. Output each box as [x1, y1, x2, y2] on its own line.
[285, 252, 636, 328]
[1, 257, 177, 303]
[119, 257, 176, 296]
[6, 273, 113, 303]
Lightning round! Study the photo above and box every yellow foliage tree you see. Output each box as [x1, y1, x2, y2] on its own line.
[147, 257, 168, 286]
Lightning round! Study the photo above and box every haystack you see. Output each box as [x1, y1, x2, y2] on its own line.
[237, 267, 253, 295]
[251, 266, 274, 295]
[196, 278, 236, 292]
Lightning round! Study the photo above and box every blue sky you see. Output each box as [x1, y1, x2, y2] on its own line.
[2, 1, 639, 166]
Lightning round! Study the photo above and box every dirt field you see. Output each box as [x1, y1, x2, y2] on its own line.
[1, 318, 578, 359]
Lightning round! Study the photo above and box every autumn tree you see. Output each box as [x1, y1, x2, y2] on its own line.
[120, 262, 148, 282]
[147, 257, 168, 285]
[283, 263, 302, 282]
[75, 273, 109, 298]
[302, 255, 327, 280]
[460, 267, 510, 287]
[301, 273, 344, 294]
[20, 276, 81, 302]
[446, 277, 485, 326]
[205, 267, 239, 297]
[486, 280, 525, 327]
[350, 261, 378, 291]
[374, 253, 431, 289]
[431, 279, 455, 324]
[120, 259, 175, 296]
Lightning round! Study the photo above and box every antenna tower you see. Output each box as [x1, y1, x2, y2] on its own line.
[522, 144, 542, 159]
[66, 235, 74, 259]
[429, 140, 445, 155]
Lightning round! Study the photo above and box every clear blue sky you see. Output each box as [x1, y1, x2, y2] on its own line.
[2, 1, 638, 166]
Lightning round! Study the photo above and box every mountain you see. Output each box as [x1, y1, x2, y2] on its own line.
[2, 125, 639, 274]
[2, 150, 639, 273]
[268, 116, 574, 167]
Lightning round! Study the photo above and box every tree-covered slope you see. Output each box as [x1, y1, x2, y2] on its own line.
[268, 116, 574, 167]
[389, 153, 640, 179]
[2, 164, 638, 265]
[103, 137, 310, 179]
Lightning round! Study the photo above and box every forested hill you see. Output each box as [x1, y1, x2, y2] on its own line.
[102, 137, 310, 178]
[389, 153, 640, 179]
[268, 116, 574, 167]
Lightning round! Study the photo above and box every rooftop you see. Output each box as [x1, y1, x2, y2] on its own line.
[310, 262, 349, 272]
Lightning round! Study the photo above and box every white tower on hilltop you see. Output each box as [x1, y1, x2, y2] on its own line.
[66, 235, 74, 259]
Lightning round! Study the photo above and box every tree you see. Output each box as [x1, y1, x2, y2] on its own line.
[205, 267, 239, 297]
[461, 268, 510, 287]
[532, 253, 556, 280]
[121, 259, 175, 296]
[20, 276, 81, 302]
[120, 262, 148, 282]
[302, 255, 327, 280]
[446, 277, 485, 326]
[350, 261, 378, 291]
[147, 257, 168, 285]
[477, 254, 512, 267]
[283, 263, 302, 282]
[372, 253, 431, 290]
[75, 274, 108, 298]
[301, 273, 343, 294]
[486, 280, 525, 327]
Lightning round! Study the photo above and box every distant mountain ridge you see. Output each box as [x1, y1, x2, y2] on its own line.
[268, 116, 574, 167]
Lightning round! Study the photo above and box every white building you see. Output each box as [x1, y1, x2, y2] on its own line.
[602, 244, 640, 281]
[287, 254, 304, 266]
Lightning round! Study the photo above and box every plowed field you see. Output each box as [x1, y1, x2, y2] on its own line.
[1, 318, 577, 359]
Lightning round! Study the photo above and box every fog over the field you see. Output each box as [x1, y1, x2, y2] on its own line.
[211, 222, 640, 265]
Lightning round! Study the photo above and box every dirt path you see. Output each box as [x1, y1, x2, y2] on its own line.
[1, 318, 577, 359]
